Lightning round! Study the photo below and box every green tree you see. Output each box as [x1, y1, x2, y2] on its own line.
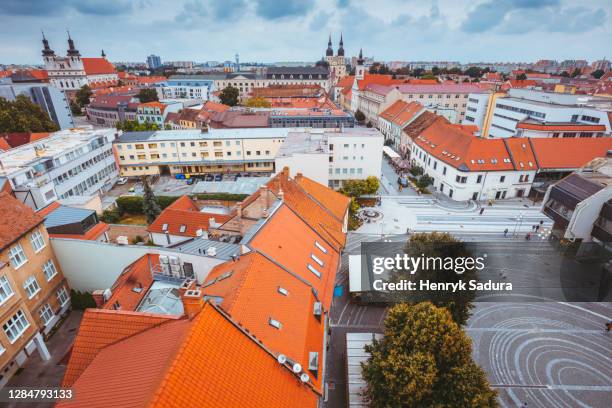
[244, 97, 271, 108]
[515, 73, 527, 80]
[340, 177, 380, 198]
[116, 120, 160, 132]
[141, 176, 161, 224]
[560, 71, 570, 78]
[416, 174, 433, 189]
[362, 302, 498, 408]
[219, 85, 239, 106]
[421, 73, 438, 81]
[75, 85, 93, 108]
[401, 232, 476, 324]
[70, 100, 82, 115]
[138, 88, 159, 103]
[409, 165, 424, 177]
[354, 110, 365, 123]
[571, 68, 582, 78]
[591, 69, 605, 79]
[464, 66, 483, 78]
[0, 95, 59, 133]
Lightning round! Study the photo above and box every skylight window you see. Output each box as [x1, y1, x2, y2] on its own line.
[179, 225, 186, 233]
[278, 287, 289, 296]
[314, 241, 328, 254]
[311, 254, 324, 267]
[307, 264, 321, 278]
[162, 223, 168, 231]
[269, 318, 282, 329]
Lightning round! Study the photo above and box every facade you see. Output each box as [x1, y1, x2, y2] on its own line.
[464, 89, 612, 138]
[41, 34, 118, 92]
[269, 109, 355, 128]
[0, 192, 70, 387]
[136, 101, 181, 126]
[113, 128, 293, 177]
[378, 101, 427, 148]
[146, 54, 162, 70]
[275, 128, 383, 188]
[542, 157, 612, 242]
[160, 76, 214, 101]
[85, 94, 139, 127]
[0, 78, 74, 129]
[0, 128, 118, 210]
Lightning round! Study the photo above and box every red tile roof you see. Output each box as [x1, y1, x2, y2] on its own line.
[148, 195, 232, 237]
[356, 73, 406, 91]
[0, 192, 43, 250]
[81, 58, 117, 75]
[294, 174, 350, 222]
[202, 101, 231, 113]
[101, 254, 157, 312]
[379, 100, 424, 127]
[529, 138, 612, 170]
[0, 132, 51, 149]
[58, 304, 318, 408]
[202, 251, 325, 390]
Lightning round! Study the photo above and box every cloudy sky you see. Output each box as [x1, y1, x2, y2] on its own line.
[1, 0, 610, 65]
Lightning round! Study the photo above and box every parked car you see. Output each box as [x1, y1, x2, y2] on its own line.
[205, 174, 214, 182]
[398, 175, 409, 187]
[186, 178, 195, 185]
[116, 177, 128, 185]
[214, 174, 223, 181]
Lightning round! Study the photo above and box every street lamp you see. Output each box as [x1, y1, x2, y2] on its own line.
[513, 211, 524, 237]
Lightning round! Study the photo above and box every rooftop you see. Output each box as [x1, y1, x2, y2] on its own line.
[0, 191, 43, 250]
[116, 127, 294, 143]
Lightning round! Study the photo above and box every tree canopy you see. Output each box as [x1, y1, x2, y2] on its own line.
[591, 69, 605, 79]
[116, 120, 160, 132]
[138, 88, 159, 103]
[362, 302, 498, 408]
[0, 95, 59, 133]
[244, 97, 271, 108]
[75, 85, 93, 108]
[219, 86, 239, 106]
[354, 110, 365, 123]
[141, 176, 161, 224]
[340, 176, 380, 198]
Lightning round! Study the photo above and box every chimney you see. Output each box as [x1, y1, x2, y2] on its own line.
[208, 217, 217, 228]
[182, 289, 204, 319]
[179, 278, 196, 297]
[282, 166, 290, 177]
[295, 172, 303, 183]
[92, 290, 106, 308]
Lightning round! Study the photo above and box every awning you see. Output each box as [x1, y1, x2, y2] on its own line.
[382, 146, 400, 159]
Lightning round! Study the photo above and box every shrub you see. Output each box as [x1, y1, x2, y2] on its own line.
[416, 175, 434, 189]
[410, 165, 424, 177]
[116, 195, 180, 215]
[70, 290, 97, 310]
[192, 193, 249, 202]
[100, 208, 121, 223]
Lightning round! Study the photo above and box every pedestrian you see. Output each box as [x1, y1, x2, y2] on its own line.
[606, 320, 612, 332]
[521, 403, 528, 408]
[479, 207, 484, 215]
[525, 232, 531, 241]
[504, 228, 508, 237]
[539, 220, 544, 226]
[532, 225, 536, 231]
[535, 224, 540, 232]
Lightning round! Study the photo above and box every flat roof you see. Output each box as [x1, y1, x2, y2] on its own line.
[0, 127, 115, 176]
[169, 238, 242, 261]
[136, 281, 183, 316]
[192, 177, 270, 194]
[43, 205, 95, 228]
[116, 127, 298, 143]
[276, 132, 329, 157]
[346, 332, 383, 408]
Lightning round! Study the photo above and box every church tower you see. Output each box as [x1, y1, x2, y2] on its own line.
[355, 48, 365, 80]
[325, 34, 347, 84]
[41, 32, 55, 67]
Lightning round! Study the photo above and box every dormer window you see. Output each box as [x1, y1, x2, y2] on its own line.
[162, 223, 168, 231]
[314, 241, 327, 254]
[179, 225, 186, 233]
[269, 318, 282, 329]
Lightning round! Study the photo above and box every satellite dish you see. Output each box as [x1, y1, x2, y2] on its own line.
[300, 373, 310, 383]
[292, 363, 302, 373]
[277, 354, 287, 364]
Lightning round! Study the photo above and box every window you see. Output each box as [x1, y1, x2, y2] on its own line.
[8, 244, 27, 269]
[500, 175, 506, 183]
[307, 264, 321, 278]
[0, 276, 14, 305]
[269, 318, 282, 329]
[442, 167, 447, 176]
[476, 175, 483, 183]
[162, 223, 168, 231]
[277, 287, 289, 296]
[30, 230, 46, 253]
[24, 275, 41, 298]
[57, 286, 69, 306]
[314, 241, 328, 254]
[311, 253, 324, 267]
[3, 310, 30, 343]
[43, 260, 58, 281]
[179, 225, 186, 233]
[39, 304, 54, 326]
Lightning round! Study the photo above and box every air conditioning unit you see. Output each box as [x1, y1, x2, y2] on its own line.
[159, 255, 169, 264]
[170, 263, 181, 273]
[206, 246, 217, 257]
[160, 263, 171, 275]
[313, 302, 322, 317]
[169, 256, 179, 265]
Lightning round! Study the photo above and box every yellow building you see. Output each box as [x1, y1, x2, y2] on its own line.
[0, 192, 71, 387]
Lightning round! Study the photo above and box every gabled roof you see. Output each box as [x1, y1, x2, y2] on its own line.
[59, 304, 318, 408]
[266, 170, 347, 251]
[402, 110, 446, 140]
[202, 101, 231, 113]
[0, 192, 43, 250]
[249, 204, 340, 309]
[379, 100, 424, 127]
[147, 195, 232, 237]
[529, 138, 612, 170]
[101, 254, 157, 312]
[81, 58, 117, 75]
[138, 101, 167, 113]
[202, 251, 325, 390]
[356, 73, 406, 91]
[294, 174, 349, 222]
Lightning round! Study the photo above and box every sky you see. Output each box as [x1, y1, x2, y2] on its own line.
[1, 0, 611, 65]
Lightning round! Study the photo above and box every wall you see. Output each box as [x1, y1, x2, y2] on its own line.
[275, 153, 329, 186]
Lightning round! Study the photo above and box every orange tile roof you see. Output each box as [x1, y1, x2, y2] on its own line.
[516, 122, 606, 132]
[81, 58, 117, 75]
[148, 195, 231, 237]
[102, 254, 156, 312]
[356, 73, 407, 91]
[0, 137, 10, 151]
[249, 204, 341, 309]
[502, 79, 538, 90]
[530, 138, 612, 170]
[294, 174, 349, 222]
[202, 251, 325, 390]
[203, 101, 231, 113]
[0, 192, 43, 250]
[61, 308, 176, 388]
[266, 171, 347, 251]
[138, 101, 167, 113]
[335, 75, 354, 88]
[58, 304, 319, 408]
[379, 100, 424, 127]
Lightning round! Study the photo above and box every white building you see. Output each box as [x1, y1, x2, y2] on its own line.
[0, 78, 74, 129]
[0, 128, 119, 210]
[275, 128, 384, 189]
[464, 89, 612, 138]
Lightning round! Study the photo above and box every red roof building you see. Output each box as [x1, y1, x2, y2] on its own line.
[81, 58, 117, 76]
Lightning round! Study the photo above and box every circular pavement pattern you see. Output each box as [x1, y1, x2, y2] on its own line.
[468, 303, 612, 408]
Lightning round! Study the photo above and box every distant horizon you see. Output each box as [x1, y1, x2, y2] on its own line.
[1, 0, 610, 65]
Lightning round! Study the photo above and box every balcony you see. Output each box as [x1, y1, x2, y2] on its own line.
[543, 203, 569, 230]
[591, 224, 612, 243]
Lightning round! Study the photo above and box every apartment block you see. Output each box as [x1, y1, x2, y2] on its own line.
[0, 128, 119, 210]
[0, 192, 70, 387]
[113, 127, 296, 177]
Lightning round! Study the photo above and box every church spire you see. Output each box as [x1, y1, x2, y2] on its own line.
[337, 33, 345, 57]
[41, 30, 54, 57]
[66, 30, 80, 57]
[357, 48, 364, 65]
[326, 34, 333, 57]
[101, 49, 106, 58]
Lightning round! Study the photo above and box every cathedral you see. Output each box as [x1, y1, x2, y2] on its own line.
[325, 34, 347, 83]
[42, 32, 118, 94]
